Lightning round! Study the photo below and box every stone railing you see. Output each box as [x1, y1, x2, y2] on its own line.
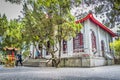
[62, 48, 90, 58]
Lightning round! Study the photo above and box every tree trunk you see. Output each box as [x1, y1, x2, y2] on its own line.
[51, 52, 57, 67]
[50, 40, 62, 67]
[56, 40, 62, 67]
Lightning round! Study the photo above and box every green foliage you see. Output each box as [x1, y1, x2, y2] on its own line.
[0, 13, 26, 50]
[0, 53, 4, 63]
[110, 39, 120, 58]
[23, 0, 82, 46]
[0, 14, 8, 36]
[114, 0, 120, 12]
[22, 50, 30, 59]
[1, 19, 25, 49]
[22, 0, 81, 67]
[73, 0, 120, 29]
[2, 0, 82, 67]
[0, 51, 7, 64]
[4, 0, 120, 29]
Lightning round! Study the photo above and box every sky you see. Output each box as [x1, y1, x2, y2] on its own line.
[0, 0, 23, 20]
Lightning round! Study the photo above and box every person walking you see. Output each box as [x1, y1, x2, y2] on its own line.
[16, 52, 23, 66]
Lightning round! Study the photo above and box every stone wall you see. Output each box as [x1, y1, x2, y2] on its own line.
[59, 57, 114, 67]
[59, 57, 90, 67]
[106, 59, 114, 65]
[114, 59, 120, 64]
[90, 57, 106, 67]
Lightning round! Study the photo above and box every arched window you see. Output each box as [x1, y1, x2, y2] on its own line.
[63, 40, 67, 54]
[101, 40, 105, 57]
[91, 31, 97, 52]
[73, 32, 84, 52]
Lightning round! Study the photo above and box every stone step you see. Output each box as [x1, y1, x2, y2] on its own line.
[24, 58, 47, 62]
[23, 58, 48, 67]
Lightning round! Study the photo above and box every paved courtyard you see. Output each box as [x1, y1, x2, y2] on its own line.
[0, 65, 120, 80]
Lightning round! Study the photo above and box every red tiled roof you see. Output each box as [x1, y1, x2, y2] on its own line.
[76, 13, 116, 37]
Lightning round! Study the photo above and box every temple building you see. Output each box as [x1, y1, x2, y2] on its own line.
[30, 13, 116, 67]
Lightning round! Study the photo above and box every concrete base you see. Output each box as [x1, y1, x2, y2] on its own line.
[59, 57, 114, 67]
[90, 57, 114, 67]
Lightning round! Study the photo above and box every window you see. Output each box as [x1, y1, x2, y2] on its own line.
[73, 32, 84, 52]
[63, 40, 67, 54]
[91, 31, 97, 52]
[101, 40, 105, 57]
[109, 39, 112, 53]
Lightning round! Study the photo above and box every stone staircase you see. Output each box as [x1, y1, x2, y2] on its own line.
[23, 58, 49, 67]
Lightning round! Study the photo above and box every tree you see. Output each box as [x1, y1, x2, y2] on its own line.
[0, 14, 27, 64]
[0, 18, 25, 51]
[22, 0, 82, 67]
[0, 14, 8, 36]
[73, 0, 120, 28]
[5, 0, 22, 4]
[110, 39, 120, 59]
[0, 14, 8, 51]
[113, 0, 120, 12]
[5, 0, 120, 28]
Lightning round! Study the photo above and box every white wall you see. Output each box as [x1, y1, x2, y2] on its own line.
[83, 20, 91, 54]
[85, 20, 113, 57]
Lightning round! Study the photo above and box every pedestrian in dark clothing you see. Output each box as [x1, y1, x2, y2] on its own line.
[16, 52, 23, 66]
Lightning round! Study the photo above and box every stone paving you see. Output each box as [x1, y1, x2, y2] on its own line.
[0, 65, 120, 80]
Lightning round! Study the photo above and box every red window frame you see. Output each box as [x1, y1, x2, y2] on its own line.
[63, 40, 67, 54]
[73, 32, 84, 52]
[91, 31, 97, 52]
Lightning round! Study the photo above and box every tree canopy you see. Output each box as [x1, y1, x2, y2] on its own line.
[22, 0, 82, 67]
[110, 39, 120, 59]
[0, 14, 25, 50]
[5, 0, 120, 28]
[0, 14, 8, 36]
[73, 0, 120, 28]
